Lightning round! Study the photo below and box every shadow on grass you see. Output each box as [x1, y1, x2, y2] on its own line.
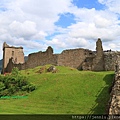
[88, 73, 114, 114]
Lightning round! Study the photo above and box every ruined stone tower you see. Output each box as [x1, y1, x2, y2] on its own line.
[2, 42, 24, 73]
[92, 38, 104, 71]
[96, 38, 103, 55]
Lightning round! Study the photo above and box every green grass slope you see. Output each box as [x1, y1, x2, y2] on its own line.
[0, 65, 114, 114]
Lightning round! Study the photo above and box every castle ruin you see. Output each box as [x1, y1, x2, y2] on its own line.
[2, 39, 120, 115]
[2, 42, 24, 74]
[2, 38, 120, 73]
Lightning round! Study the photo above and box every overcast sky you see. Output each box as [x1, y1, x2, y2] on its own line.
[0, 0, 120, 59]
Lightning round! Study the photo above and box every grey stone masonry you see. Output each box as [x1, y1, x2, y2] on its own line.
[92, 38, 104, 71]
[108, 55, 120, 116]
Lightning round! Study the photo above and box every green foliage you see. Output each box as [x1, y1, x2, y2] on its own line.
[11, 67, 20, 76]
[0, 67, 36, 97]
[0, 89, 9, 96]
[21, 84, 36, 92]
[0, 82, 5, 91]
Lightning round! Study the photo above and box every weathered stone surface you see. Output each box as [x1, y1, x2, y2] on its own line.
[82, 57, 95, 70]
[16, 46, 58, 70]
[57, 48, 95, 69]
[108, 55, 120, 115]
[96, 38, 103, 55]
[92, 38, 104, 71]
[2, 42, 24, 73]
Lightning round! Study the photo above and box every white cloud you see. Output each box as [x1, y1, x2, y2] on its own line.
[0, 0, 120, 59]
[47, 4, 120, 52]
[98, 0, 120, 14]
[94, 15, 112, 28]
[108, 43, 116, 49]
[67, 37, 88, 48]
[0, 0, 73, 58]
[46, 38, 67, 49]
[9, 21, 37, 39]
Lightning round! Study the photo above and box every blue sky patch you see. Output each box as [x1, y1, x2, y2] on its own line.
[0, 7, 7, 12]
[55, 13, 76, 28]
[46, 32, 61, 40]
[72, 0, 105, 10]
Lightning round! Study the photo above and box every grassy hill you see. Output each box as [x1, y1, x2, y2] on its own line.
[0, 65, 114, 114]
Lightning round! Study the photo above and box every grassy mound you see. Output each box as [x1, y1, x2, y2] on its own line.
[0, 65, 114, 114]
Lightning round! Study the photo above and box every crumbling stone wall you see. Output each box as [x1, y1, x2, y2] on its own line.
[108, 55, 120, 115]
[82, 57, 95, 70]
[18, 46, 58, 70]
[104, 52, 119, 71]
[17, 47, 94, 70]
[92, 38, 104, 71]
[82, 38, 106, 71]
[57, 48, 94, 69]
[3, 38, 119, 72]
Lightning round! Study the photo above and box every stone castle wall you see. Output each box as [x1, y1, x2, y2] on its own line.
[57, 48, 95, 69]
[104, 52, 119, 71]
[14, 46, 58, 70]
[108, 56, 120, 115]
[2, 38, 120, 73]
[13, 47, 95, 71]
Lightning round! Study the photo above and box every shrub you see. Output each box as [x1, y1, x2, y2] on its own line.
[0, 82, 5, 91]
[28, 84, 36, 92]
[0, 89, 9, 96]
[0, 67, 36, 97]
[11, 67, 20, 76]
[21, 84, 36, 92]
[8, 86, 16, 95]
[18, 77, 29, 88]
